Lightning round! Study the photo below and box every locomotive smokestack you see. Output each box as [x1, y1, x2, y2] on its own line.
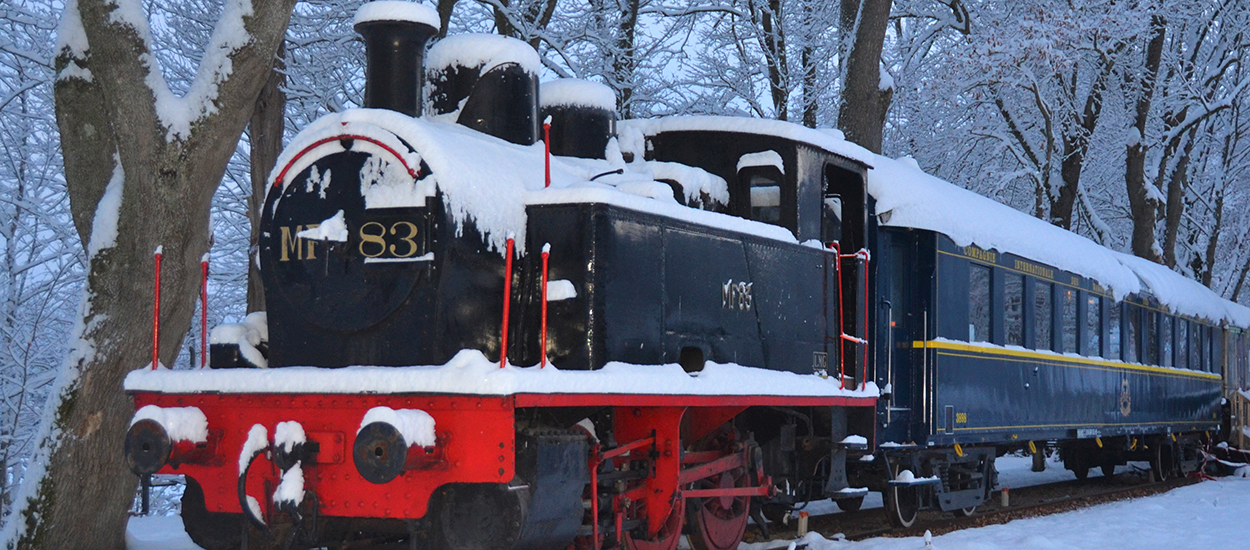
[353, 1, 441, 117]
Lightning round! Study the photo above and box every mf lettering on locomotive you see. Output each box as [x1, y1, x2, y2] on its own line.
[279, 225, 321, 261]
[721, 279, 753, 311]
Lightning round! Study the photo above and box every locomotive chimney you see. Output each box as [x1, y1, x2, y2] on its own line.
[353, 1, 441, 117]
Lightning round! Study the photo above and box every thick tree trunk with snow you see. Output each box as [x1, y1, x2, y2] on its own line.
[5, 1, 295, 548]
[247, 44, 286, 313]
[837, 0, 893, 153]
[1052, 58, 1115, 230]
[1124, 15, 1166, 263]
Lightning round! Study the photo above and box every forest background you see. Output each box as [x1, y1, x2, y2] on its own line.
[1, 0, 1248, 545]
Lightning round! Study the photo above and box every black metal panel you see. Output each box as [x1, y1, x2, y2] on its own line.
[429, 62, 540, 145]
[542, 105, 615, 159]
[514, 430, 589, 550]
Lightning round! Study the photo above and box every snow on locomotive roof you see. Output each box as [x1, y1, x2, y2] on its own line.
[866, 153, 1248, 326]
[621, 116, 876, 169]
[124, 349, 879, 399]
[352, 1, 440, 29]
[540, 79, 617, 111]
[426, 33, 541, 76]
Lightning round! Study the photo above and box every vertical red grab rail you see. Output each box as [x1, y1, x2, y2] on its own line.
[200, 253, 209, 368]
[500, 236, 515, 369]
[152, 246, 163, 370]
[860, 250, 870, 391]
[830, 242, 847, 388]
[543, 117, 552, 188]
[540, 243, 550, 367]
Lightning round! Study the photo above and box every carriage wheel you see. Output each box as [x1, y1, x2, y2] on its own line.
[1072, 466, 1089, 480]
[624, 498, 685, 550]
[1100, 463, 1116, 480]
[1150, 443, 1173, 481]
[955, 505, 977, 517]
[883, 465, 920, 528]
[687, 468, 750, 550]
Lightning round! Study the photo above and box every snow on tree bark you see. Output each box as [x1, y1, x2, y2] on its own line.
[2, 0, 296, 548]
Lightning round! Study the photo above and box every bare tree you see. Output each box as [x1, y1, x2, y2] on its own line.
[837, 0, 893, 153]
[2, 0, 295, 547]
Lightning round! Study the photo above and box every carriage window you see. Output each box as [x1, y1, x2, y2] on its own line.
[1061, 288, 1076, 353]
[1126, 306, 1140, 363]
[969, 264, 991, 342]
[1145, 311, 1159, 365]
[749, 173, 782, 224]
[1160, 315, 1173, 367]
[1005, 273, 1023, 346]
[1086, 295, 1101, 356]
[1176, 320, 1188, 369]
[1191, 321, 1202, 371]
[1035, 281, 1053, 350]
[1203, 326, 1213, 372]
[1108, 302, 1121, 360]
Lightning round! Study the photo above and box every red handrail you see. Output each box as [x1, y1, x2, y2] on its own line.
[152, 246, 163, 370]
[200, 255, 209, 368]
[540, 243, 550, 368]
[500, 237, 515, 369]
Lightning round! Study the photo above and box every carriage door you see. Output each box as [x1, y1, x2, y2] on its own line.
[877, 230, 919, 443]
[823, 163, 868, 385]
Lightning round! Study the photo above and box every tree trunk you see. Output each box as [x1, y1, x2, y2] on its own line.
[1052, 57, 1115, 230]
[801, 45, 818, 128]
[757, 0, 788, 121]
[1161, 132, 1196, 268]
[837, 0, 893, 153]
[6, 1, 296, 548]
[613, 0, 639, 118]
[248, 44, 287, 313]
[1124, 15, 1166, 262]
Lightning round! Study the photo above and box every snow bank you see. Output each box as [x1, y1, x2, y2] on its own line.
[297, 210, 347, 242]
[353, 0, 440, 29]
[124, 349, 879, 399]
[540, 79, 617, 111]
[426, 33, 541, 76]
[738, 150, 785, 174]
[210, 312, 268, 368]
[621, 116, 876, 168]
[130, 405, 208, 443]
[359, 407, 437, 447]
[272, 462, 305, 505]
[546, 279, 576, 301]
[238, 424, 268, 476]
[273, 420, 306, 453]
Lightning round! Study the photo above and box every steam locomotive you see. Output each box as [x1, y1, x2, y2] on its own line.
[123, 1, 1250, 549]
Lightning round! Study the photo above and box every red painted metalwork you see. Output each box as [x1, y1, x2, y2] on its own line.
[828, 241, 870, 389]
[678, 452, 743, 485]
[131, 392, 515, 519]
[273, 134, 418, 188]
[543, 121, 552, 187]
[501, 237, 515, 368]
[683, 486, 771, 499]
[613, 407, 685, 536]
[541, 246, 550, 367]
[200, 257, 208, 368]
[152, 247, 162, 370]
[683, 406, 747, 443]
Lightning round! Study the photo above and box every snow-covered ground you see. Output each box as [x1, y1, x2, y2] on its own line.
[743, 477, 1250, 550]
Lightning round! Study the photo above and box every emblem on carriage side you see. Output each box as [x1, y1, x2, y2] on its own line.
[1119, 378, 1132, 417]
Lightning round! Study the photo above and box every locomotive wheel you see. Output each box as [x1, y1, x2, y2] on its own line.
[624, 498, 685, 550]
[883, 466, 920, 528]
[835, 496, 864, 512]
[687, 467, 749, 550]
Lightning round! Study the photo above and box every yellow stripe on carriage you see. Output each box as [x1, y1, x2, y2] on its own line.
[911, 340, 1222, 381]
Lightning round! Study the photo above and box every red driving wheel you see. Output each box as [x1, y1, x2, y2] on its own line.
[687, 466, 750, 550]
[624, 497, 685, 550]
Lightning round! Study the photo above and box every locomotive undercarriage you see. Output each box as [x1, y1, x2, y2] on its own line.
[129, 390, 875, 550]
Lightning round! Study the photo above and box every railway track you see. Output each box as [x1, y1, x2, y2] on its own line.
[747, 470, 1200, 545]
